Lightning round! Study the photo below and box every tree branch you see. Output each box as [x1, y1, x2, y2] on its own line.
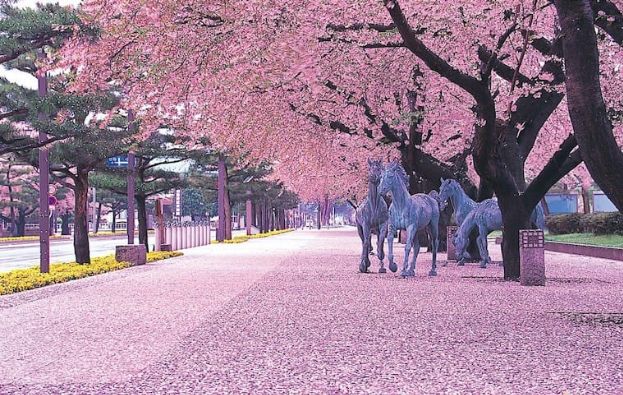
[383, 0, 487, 102]
[591, 0, 623, 45]
[523, 135, 580, 208]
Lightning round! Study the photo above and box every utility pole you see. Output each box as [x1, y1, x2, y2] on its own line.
[127, 110, 136, 245]
[216, 154, 226, 242]
[37, 50, 50, 273]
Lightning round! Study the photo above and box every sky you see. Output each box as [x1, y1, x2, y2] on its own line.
[0, 0, 82, 89]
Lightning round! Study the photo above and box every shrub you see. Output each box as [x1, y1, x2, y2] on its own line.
[546, 213, 583, 235]
[147, 251, 183, 262]
[0, 235, 65, 243]
[546, 212, 623, 235]
[0, 251, 183, 296]
[216, 229, 294, 244]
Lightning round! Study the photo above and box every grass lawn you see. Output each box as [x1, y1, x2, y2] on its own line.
[545, 233, 623, 248]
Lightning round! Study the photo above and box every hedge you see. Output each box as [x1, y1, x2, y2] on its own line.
[0, 251, 183, 296]
[546, 212, 623, 235]
[216, 229, 294, 244]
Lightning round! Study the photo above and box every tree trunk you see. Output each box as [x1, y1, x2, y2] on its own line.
[73, 170, 91, 264]
[111, 208, 117, 233]
[316, 202, 321, 230]
[581, 187, 591, 214]
[15, 209, 26, 237]
[264, 203, 270, 233]
[258, 202, 266, 233]
[554, 0, 623, 212]
[252, 202, 257, 227]
[136, 195, 149, 251]
[61, 213, 71, 235]
[237, 203, 242, 229]
[541, 198, 550, 217]
[224, 189, 232, 240]
[497, 194, 531, 280]
[271, 208, 276, 231]
[95, 201, 103, 233]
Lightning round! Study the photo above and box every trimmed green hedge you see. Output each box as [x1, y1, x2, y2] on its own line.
[546, 212, 623, 235]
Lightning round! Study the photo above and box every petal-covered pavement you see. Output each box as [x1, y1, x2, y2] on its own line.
[1, 228, 622, 394]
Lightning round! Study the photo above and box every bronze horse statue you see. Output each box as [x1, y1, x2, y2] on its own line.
[355, 159, 389, 273]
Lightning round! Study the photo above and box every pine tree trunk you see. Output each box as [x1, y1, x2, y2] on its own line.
[111, 209, 117, 233]
[73, 170, 91, 264]
[252, 202, 257, 227]
[259, 201, 265, 233]
[15, 209, 26, 237]
[61, 213, 71, 235]
[316, 203, 321, 230]
[95, 201, 102, 233]
[136, 195, 149, 251]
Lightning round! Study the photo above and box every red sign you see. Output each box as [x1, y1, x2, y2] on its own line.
[48, 195, 57, 206]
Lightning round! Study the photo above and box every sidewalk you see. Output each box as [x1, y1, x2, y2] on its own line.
[1, 228, 622, 394]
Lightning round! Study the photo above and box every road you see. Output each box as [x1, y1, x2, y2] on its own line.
[0, 235, 154, 273]
[0, 229, 248, 273]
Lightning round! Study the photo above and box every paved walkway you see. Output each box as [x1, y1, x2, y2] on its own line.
[0, 228, 622, 394]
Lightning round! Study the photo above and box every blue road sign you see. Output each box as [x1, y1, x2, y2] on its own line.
[106, 155, 129, 168]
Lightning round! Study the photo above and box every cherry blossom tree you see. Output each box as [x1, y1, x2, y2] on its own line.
[58, 0, 623, 278]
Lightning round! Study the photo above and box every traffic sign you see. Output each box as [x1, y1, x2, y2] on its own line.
[106, 155, 129, 168]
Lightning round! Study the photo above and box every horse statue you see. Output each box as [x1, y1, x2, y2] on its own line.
[454, 198, 545, 268]
[355, 159, 389, 273]
[379, 162, 440, 277]
[438, 178, 477, 225]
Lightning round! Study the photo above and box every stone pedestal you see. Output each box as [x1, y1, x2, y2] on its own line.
[520, 229, 545, 286]
[115, 245, 147, 266]
[447, 226, 459, 261]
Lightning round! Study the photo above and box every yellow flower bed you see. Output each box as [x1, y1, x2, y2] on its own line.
[89, 230, 155, 237]
[218, 229, 294, 244]
[147, 251, 183, 262]
[0, 251, 184, 296]
[0, 235, 65, 243]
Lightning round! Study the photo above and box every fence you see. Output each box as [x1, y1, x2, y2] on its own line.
[155, 221, 211, 251]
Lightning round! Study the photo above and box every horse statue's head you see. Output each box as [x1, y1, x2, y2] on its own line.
[438, 178, 460, 211]
[454, 231, 469, 259]
[367, 158, 384, 185]
[379, 161, 408, 197]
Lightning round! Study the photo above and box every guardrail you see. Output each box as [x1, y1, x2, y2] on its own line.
[155, 221, 211, 251]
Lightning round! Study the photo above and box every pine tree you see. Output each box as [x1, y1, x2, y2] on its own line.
[0, 3, 93, 154]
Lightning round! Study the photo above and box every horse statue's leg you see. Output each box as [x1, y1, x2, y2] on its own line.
[359, 223, 372, 273]
[402, 225, 416, 277]
[377, 221, 388, 273]
[407, 227, 420, 277]
[476, 224, 490, 268]
[428, 216, 439, 276]
[387, 223, 398, 273]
